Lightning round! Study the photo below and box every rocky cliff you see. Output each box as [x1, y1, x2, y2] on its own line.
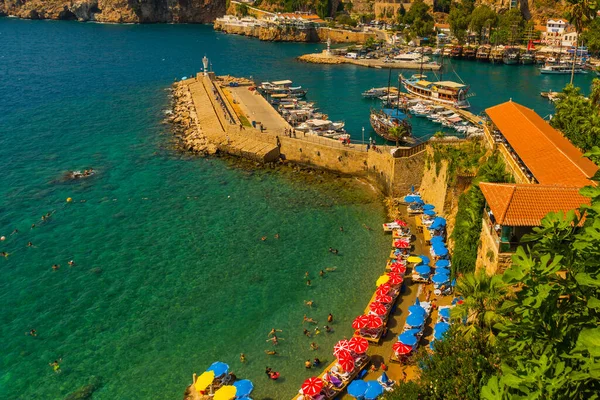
[0, 0, 226, 23]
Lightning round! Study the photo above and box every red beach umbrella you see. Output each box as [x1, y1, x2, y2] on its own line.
[393, 342, 413, 356]
[395, 219, 408, 227]
[376, 283, 391, 296]
[348, 337, 369, 354]
[336, 350, 355, 372]
[394, 239, 410, 249]
[301, 377, 323, 397]
[366, 314, 383, 329]
[369, 302, 388, 316]
[352, 315, 369, 329]
[390, 264, 407, 274]
[376, 294, 393, 304]
[333, 339, 351, 357]
[387, 273, 404, 285]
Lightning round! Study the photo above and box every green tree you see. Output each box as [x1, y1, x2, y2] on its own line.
[481, 159, 600, 398]
[551, 81, 600, 153]
[388, 122, 411, 146]
[581, 17, 600, 54]
[565, 0, 599, 84]
[454, 272, 510, 344]
[469, 5, 498, 42]
[402, 0, 434, 39]
[364, 36, 376, 49]
[434, 0, 452, 13]
[494, 8, 525, 45]
[235, 2, 249, 16]
[448, 0, 475, 44]
[397, 3, 406, 23]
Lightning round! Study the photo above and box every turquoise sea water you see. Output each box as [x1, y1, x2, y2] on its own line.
[0, 19, 597, 399]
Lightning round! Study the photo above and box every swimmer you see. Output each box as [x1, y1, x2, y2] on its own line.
[41, 215, 46, 221]
[68, 260, 75, 267]
[31, 224, 36, 229]
[339, 226, 344, 232]
[240, 353, 246, 363]
[306, 280, 311, 286]
[261, 236, 267, 241]
[305, 360, 312, 369]
[324, 325, 333, 333]
[310, 342, 318, 350]
[303, 329, 311, 337]
[268, 328, 282, 337]
[303, 315, 317, 324]
[264, 350, 278, 356]
[313, 358, 321, 367]
[328, 313, 333, 323]
[314, 327, 321, 335]
[319, 270, 325, 277]
[325, 267, 337, 272]
[49, 360, 61, 373]
[332, 249, 339, 255]
[274, 233, 280, 239]
[52, 264, 60, 271]
[328, 247, 333, 253]
[265, 367, 272, 376]
[1, 252, 9, 258]
[26, 329, 37, 336]
[27, 242, 34, 247]
[304, 271, 309, 279]
[11, 229, 19, 235]
[304, 300, 314, 308]
[266, 336, 280, 345]
[363, 224, 373, 231]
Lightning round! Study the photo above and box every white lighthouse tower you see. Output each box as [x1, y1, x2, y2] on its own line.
[202, 55, 209, 76]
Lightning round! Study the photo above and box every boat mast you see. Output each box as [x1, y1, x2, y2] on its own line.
[419, 46, 424, 76]
[396, 73, 401, 112]
[440, 49, 444, 81]
[386, 67, 392, 107]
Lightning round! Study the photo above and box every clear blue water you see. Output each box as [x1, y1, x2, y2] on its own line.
[0, 18, 596, 399]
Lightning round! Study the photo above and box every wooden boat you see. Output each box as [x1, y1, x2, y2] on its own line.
[463, 46, 477, 59]
[400, 74, 471, 108]
[503, 47, 520, 65]
[450, 45, 463, 58]
[370, 108, 415, 144]
[476, 45, 491, 61]
[490, 46, 504, 64]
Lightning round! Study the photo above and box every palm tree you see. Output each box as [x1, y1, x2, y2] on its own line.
[565, 0, 597, 84]
[454, 271, 511, 344]
[388, 121, 411, 146]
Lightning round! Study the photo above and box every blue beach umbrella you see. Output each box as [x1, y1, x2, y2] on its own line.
[430, 217, 447, 230]
[418, 255, 430, 264]
[430, 236, 444, 245]
[404, 328, 421, 336]
[439, 308, 451, 320]
[434, 322, 450, 340]
[348, 380, 368, 398]
[423, 204, 435, 210]
[207, 361, 229, 377]
[432, 273, 450, 285]
[398, 331, 418, 346]
[414, 265, 431, 275]
[435, 247, 449, 257]
[435, 266, 451, 275]
[364, 380, 385, 400]
[423, 210, 436, 216]
[435, 259, 450, 267]
[406, 312, 426, 327]
[404, 195, 420, 203]
[233, 379, 254, 397]
[411, 185, 415, 193]
[409, 304, 427, 316]
[415, 198, 425, 205]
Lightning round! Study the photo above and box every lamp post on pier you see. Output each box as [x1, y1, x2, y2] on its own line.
[362, 126, 365, 146]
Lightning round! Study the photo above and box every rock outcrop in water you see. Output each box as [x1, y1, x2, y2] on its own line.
[0, 0, 226, 23]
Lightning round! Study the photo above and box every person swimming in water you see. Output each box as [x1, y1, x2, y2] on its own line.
[27, 242, 34, 247]
[305, 300, 314, 308]
[306, 280, 311, 286]
[268, 328, 282, 337]
[328, 313, 333, 323]
[11, 229, 19, 235]
[325, 267, 337, 272]
[266, 335, 281, 345]
[310, 342, 318, 350]
[261, 236, 267, 241]
[264, 350, 278, 355]
[26, 329, 37, 336]
[1, 252, 9, 258]
[68, 260, 75, 267]
[52, 264, 60, 271]
[303, 315, 317, 324]
[324, 325, 333, 333]
[240, 353, 246, 363]
[274, 233, 280, 239]
[319, 270, 325, 277]
[303, 329, 311, 337]
[49, 360, 61, 373]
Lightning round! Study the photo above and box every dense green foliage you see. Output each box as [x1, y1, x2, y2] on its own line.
[398, 0, 434, 39]
[581, 17, 600, 53]
[262, 0, 334, 18]
[551, 80, 600, 153]
[433, 0, 451, 13]
[450, 153, 512, 275]
[469, 5, 499, 41]
[448, 0, 475, 43]
[490, 8, 527, 45]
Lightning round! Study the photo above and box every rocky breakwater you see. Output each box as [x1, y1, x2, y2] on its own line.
[167, 81, 217, 156]
[213, 20, 319, 42]
[297, 52, 346, 65]
[0, 0, 225, 23]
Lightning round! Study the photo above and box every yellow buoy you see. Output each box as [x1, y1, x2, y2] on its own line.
[66, 197, 73, 203]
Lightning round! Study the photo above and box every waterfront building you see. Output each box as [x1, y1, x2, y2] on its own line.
[477, 100, 598, 274]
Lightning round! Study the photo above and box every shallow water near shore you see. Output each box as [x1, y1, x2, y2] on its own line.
[0, 18, 597, 399]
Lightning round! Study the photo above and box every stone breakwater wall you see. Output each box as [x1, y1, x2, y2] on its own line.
[298, 52, 442, 70]
[213, 22, 379, 44]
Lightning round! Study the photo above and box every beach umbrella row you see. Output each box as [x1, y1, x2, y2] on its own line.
[352, 314, 383, 329]
[430, 217, 447, 230]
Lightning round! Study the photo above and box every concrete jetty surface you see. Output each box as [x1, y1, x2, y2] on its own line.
[298, 52, 442, 70]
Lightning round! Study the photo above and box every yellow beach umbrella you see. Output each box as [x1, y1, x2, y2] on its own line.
[214, 385, 237, 400]
[376, 274, 390, 286]
[195, 370, 215, 391]
[407, 256, 422, 263]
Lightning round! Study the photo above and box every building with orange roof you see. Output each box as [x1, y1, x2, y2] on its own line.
[476, 100, 597, 274]
[485, 100, 597, 187]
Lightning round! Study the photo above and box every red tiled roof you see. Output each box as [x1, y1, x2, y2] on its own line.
[486, 101, 598, 187]
[480, 182, 591, 226]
